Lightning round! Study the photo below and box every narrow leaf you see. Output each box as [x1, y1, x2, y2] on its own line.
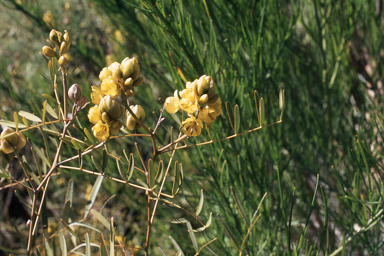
[127, 153, 135, 180]
[116, 159, 127, 181]
[148, 159, 155, 188]
[172, 161, 180, 196]
[45, 102, 58, 119]
[169, 236, 184, 256]
[14, 190, 32, 210]
[259, 97, 265, 126]
[158, 247, 166, 256]
[196, 189, 204, 216]
[187, 222, 198, 252]
[231, 187, 249, 227]
[234, 104, 240, 134]
[156, 160, 164, 184]
[90, 209, 110, 229]
[84, 128, 95, 144]
[32, 143, 51, 167]
[217, 214, 240, 250]
[42, 93, 57, 103]
[65, 180, 74, 207]
[84, 175, 104, 218]
[44, 237, 54, 256]
[85, 233, 91, 256]
[18, 110, 42, 122]
[60, 233, 67, 256]
[100, 239, 108, 256]
[14, 112, 19, 131]
[42, 101, 47, 122]
[91, 156, 101, 172]
[22, 117, 29, 128]
[102, 149, 108, 172]
[205, 212, 213, 227]
[60, 219, 80, 241]
[0, 120, 26, 130]
[169, 218, 189, 224]
[69, 222, 101, 233]
[110, 217, 115, 256]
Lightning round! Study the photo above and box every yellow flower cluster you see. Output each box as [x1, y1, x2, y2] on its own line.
[88, 58, 145, 141]
[164, 75, 222, 136]
[0, 128, 27, 163]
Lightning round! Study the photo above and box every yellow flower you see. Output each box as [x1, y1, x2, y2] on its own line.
[126, 105, 145, 131]
[99, 67, 112, 81]
[92, 120, 109, 141]
[164, 90, 180, 114]
[179, 81, 198, 114]
[182, 116, 203, 137]
[91, 85, 105, 105]
[198, 98, 222, 125]
[88, 106, 101, 124]
[100, 78, 121, 98]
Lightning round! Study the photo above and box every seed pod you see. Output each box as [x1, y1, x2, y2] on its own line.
[68, 84, 82, 103]
[60, 41, 68, 54]
[49, 29, 60, 45]
[42, 46, 56, 58]
[58, 56, 68, 67]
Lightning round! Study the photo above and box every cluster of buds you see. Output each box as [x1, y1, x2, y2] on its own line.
[42, 29, 71, 67]
[165, 75, 222, 136]
[88, 57, 145, 141]
[0, 128, 27, 163]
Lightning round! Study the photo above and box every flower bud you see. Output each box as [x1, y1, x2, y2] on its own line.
[99, 95, 125, 121]
[126, 105, 145, 131]
[0, 146, 14, 163]
[49, 29, 60, 45]
[207, 82, 216, 98]
[109, 120, 123, 135]
[121, 57, 140, 80]
[198, 94, 209, 104]
[1, 128, 26, 154]
[58, 56, 68, 67]
[68, 84, 82, 103]
[197, 75, 211, 96]
[56, 31, 64, 43]
[42, 46, 56, 58]
[60, 41, 68, 54]
[88, 106, 101, 124]
[132, 77, 143, 87]
[77, 96, 87, 107]
[63, 30, 71, 48]
[124, 77, 133, 88]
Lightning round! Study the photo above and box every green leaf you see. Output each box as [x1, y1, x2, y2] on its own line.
[205, 212, 213, 227]
[22, 117, 29, 128]
[42, 93, 57, 103]
[196, 189, 204, 216]
[156, 160, 164, 183]
[187, 222, 198, 252]
[18, 110, 42, 122]
[86, 233, 91, 256]
[84, 128, 95, 144]
[60, 219, 80, 241]
[32, 143, 51, 167]
[231, 186, 249, 227]
[110, 217, 115, 256]
[65, 179, 74, 207]
[14, 112, 19, 131]
[0, 245, 26, 254]
[100, 239, 108, 256]
[60, 233, 67, 256]
[44, 237, 54, 256]
[127, 153, 135, 181]
[14, 190, 32, 210]
[84, 175, 104, 218]
[116, 159, 127, 181]
[90, 209, 110, 229]
[102, 149, 108, 172]
[45, 102, 58, 119]
[0, 120, 26, 130]
[259, 97, 265, 126]
[234, 104, 240, 134]
[63, 200, 71, 224]
[172, 161, 181, 196]
[169, 236, 184, 256]
[91, 155, 102, 172]
[69, 222, 101, 233]
[42, 101, 47, 122]
[148, 159, 155, 188]
[169, 218, 189, 224]
[158, 247, 166, 256]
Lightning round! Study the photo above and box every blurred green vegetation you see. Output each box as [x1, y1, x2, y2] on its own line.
[1, 0, 384, 255]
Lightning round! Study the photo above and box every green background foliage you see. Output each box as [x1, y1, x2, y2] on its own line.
[1, 0, 384, 255]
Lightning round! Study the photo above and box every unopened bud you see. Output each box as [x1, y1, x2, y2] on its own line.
[60, 41, 68, 54]
[126, 105, 145, 131]
[42, 46, 56, 58]
[99, 95, 124, 120]
[49, 29, 59, 45]
[198, 94, 209, 104]
[63, 30, 71, 48]
[56, 31, 64, 43]
[68, 84, 82, 103]
[1, 128, 26, 154]
[58, 56, 67, 67]
[207, 93, 219, 104]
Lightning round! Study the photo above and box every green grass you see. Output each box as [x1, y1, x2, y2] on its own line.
[1, 0, 384, 255]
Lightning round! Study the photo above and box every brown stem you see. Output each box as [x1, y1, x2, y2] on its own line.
[26, 193, 37, 256]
